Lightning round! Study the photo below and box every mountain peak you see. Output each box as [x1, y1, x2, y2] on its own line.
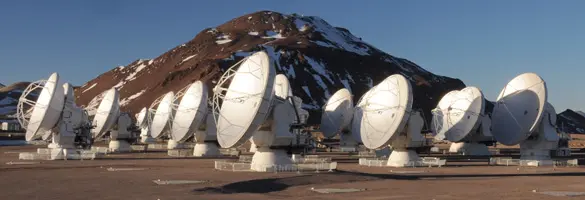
[75, 11, 465, 125]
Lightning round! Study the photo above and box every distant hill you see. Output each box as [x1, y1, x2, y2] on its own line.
[0, 82, 34, 117]
[557, 109, 585, 134]
[576, 111, 585, 118]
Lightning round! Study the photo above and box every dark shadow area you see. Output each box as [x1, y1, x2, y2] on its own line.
[98, 156, 236, 160]
[192, 169, 585, 195]
[191, 171, 417, 194]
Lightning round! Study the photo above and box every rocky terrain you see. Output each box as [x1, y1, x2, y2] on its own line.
[74, 10, 465, 125]
[557, 109, 585, 134]
[0, 82, 33, 121]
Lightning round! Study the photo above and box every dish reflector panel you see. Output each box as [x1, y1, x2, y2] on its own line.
[360, 74, 413, 149]
[171, 81, 208, 142]
[92, 88, 120, 139]
[25, 73, 65, 141]
[351, 89, 373, 142]
[491, 73, 547, 145]
[433, 87, 485, 142]
[136, 107, 148, 127]
[150, 92, 175, 139]
[320, 88, 353, 138]
[214, 51, 275, 148]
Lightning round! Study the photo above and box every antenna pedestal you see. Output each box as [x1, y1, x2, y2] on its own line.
[387, 112, 425, 167]
[108, 140, 132, 153]
[449, 142, 490, 156]
[167, 139, 186, 149]
[340, 131, 358, 152]
[193, 142, 220, 157]
[519, 137, 558, 166]
[387, 148, 421, 167]
[251, 147, 293, 172]
[518, 107, 559, 166]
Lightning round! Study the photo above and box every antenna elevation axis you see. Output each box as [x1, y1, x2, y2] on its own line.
[491, 73, 559, 166]
[431, 86, 494, 156]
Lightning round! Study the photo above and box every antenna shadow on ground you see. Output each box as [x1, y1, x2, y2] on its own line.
[191, 170, 585, 194]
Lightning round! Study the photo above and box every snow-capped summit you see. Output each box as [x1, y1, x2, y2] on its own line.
[75, 10, 466, 124]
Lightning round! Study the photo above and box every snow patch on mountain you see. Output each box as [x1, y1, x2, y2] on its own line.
[182, 55, 197, 63]
[262, 30, 285, 39]
[120, 89, 146, 106]
[216, 34, 232, 45]
[303, 56, 334, 84]
[297, 16, 370, 56]
[82, 83, 97, 93]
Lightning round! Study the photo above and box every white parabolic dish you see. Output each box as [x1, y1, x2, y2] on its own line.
[136, 107, 148, 127]
[171, 81, 208, 142]
[491, 73, 547, 145]
[215, 51, 275, 148]
[150, 92, 175, 139]
[434, 86, 485, 142]
[320, 88, 353, 138]
[360, 74, 413, 149]
[25, 73, 65, 141]
[92, 88, 120, 139]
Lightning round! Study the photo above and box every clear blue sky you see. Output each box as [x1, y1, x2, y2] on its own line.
[0, 0, 583, 112]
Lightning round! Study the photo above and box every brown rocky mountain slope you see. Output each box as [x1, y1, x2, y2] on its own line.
[75, 10, 466, 125]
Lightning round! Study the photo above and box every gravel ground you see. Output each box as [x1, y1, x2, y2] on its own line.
[2, 145, 585, 200]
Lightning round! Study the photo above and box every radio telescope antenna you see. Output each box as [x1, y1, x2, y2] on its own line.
[431, 87, 494, 155]
[248, 74, 311, 153]
[148, 92, 175, 145]
[136, 107, 155, 144]
[491, 72, 559, 166]
[320, 88, 358, 151]
[91, 88, 139, 152]
[170, 81, 220, 156]
[16, 73, 95, 160]
[359, 74, 428, 167]
[212, 51, 299, 172]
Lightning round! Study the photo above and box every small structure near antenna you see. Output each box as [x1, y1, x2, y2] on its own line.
[16, 73, 99, 160]
[431, 86, 495, 155]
